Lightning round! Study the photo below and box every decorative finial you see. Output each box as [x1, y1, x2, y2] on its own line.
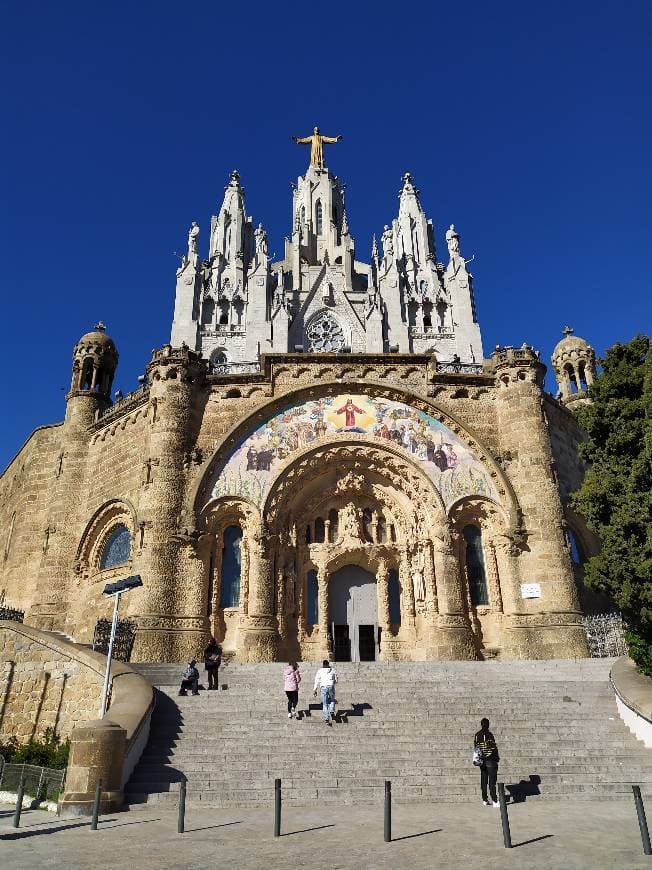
[94, 321, 106, 332]
[563, 325, 574, 337]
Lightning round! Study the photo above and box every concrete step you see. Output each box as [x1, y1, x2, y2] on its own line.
[126, 659, 649, 808]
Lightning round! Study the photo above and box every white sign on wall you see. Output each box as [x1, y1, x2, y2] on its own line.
[520, 583, 542, 599]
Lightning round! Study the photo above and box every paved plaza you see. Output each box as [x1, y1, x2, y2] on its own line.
[1, 798, 651, 869]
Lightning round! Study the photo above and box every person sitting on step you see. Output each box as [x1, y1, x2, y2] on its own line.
[179, 659, 200, 696]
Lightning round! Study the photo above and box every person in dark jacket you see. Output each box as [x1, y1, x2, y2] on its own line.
[179, 660, 199, 696]
[474, 717, 500, 806]
[204, 638, 222, 690]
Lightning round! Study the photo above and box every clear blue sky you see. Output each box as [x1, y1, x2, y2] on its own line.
[1, 0, 651, 470]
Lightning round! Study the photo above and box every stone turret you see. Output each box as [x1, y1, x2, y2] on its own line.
[66, 322, 118, 426]
[551, 327, 596, 406]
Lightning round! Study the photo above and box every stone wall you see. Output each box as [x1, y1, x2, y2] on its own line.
[0, 620, 103, 741]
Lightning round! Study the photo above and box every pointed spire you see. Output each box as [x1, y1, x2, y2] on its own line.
[399, 172, 421, 205]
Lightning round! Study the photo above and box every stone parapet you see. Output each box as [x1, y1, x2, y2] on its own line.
[0, 620, 153, 815]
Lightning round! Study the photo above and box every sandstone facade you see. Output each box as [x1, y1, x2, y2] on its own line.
[0, 155, 600, 665]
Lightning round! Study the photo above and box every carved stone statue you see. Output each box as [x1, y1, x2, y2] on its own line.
[292, 127, 342, 169]
[188, 221, 200, 256]
[382, 225, 393, 259]
[254, 223, 268, 258]
[446, 224, 460, 258]
[340, 501, 361, 541]
[413, 568, 426, 602]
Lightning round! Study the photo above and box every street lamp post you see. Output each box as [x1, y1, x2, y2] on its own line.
[98, 574, 143, 718]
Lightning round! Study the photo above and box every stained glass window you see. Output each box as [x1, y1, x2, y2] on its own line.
[220, 525, 242, 608]
[307, 569, 318, 624]
[463, 524, 489, 606]
[388, 568, 401, 624]
[100, 525, 131, 570]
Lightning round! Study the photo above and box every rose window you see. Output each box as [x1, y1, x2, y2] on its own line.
[306, 312, 345, 352]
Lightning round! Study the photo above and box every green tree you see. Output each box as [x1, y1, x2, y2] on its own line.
[571, 334, 652, 673]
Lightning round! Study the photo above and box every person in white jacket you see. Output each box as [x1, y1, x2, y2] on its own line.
[313, 660, 338, 725]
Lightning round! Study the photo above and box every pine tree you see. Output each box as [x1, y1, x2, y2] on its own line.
[571, 335, 652, 673]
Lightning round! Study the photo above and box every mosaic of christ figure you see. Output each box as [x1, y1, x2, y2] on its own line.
[336, 398, 365, 428]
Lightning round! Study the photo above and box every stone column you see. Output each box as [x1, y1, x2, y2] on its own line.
[376, 557, 391, 630]
[399, 549, 416, 624]
[423, 542, 439, 615]
[484, 540, 503, 613]
[317, 563, 331, 659]
[240, 538, 279, 661]
[431, 529, 479, 660]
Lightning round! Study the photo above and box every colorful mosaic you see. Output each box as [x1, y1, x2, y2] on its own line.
[210, 394, 500, 510]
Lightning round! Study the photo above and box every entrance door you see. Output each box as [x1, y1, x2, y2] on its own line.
[358, 625, 376, 661]
[330, 565, 378, 662]
[333, 625, 351, 661]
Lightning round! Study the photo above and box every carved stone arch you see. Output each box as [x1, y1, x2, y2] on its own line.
[75, 497, 138, 579]
[186, 380, 522, 530]
[262, 437, 446, 536]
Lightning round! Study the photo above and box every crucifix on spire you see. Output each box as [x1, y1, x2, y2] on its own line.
[292, 126, 342, 169]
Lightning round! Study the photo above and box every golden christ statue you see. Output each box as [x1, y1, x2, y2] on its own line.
[292, 126, 342, 169]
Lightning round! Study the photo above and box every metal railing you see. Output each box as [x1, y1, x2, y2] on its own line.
[92, 617, 137, 663]
[0, 605, 24, 622]
[0, 760, 65, 802]
[583, 612, 628, 658]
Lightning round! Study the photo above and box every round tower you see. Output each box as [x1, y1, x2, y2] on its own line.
[551, 327, 596, 406]
[65, 322, 118, 425]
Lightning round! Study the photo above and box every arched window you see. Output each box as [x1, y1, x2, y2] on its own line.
[578, 362, 588, 390]
[565, 364, 578, 393]
[463, 524, 489, 606]
[99, 525, 131, 570]
[568, 528, 584, 565]
[210, 349, 228, 372]
[316, 200, 323, 235]
[202, 298, 215, 325]
[220, 525, 242, 608]
[377, 516, 387, 543]
[307, 569, 318, 624]
[219, 302, 229, 325]
[362, 508, 373, 543]
[81, 359, 94, 391]
[328, 509, 339, 543]
[423, 301, 433, 328]
[314, 517, 325, 543]
[388, 568, 401, 624]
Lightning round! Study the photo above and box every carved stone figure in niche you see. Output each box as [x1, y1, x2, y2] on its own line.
[340, 501, 361, 541]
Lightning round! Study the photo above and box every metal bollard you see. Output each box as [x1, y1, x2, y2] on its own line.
[90, 778, 102, 831]
[12, 777, 25, 829]
[497, 783, 512, 848]
[178, 778, 187, 834]
[274, 778, 282, 837]
[384, 780, 392, 842]
[632, 785, 652, 856]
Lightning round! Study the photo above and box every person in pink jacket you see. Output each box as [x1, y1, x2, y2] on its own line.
[283, 662, 301, 719]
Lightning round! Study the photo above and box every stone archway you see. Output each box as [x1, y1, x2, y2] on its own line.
[329, 564, 378, 661]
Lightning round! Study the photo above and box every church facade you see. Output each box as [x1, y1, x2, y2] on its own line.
[0, 137, 599, 663]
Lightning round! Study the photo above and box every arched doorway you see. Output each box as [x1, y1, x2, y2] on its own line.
[330, 564, 378, 662]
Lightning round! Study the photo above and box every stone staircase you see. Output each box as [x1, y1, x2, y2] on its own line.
[125, 659, 652, 807]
